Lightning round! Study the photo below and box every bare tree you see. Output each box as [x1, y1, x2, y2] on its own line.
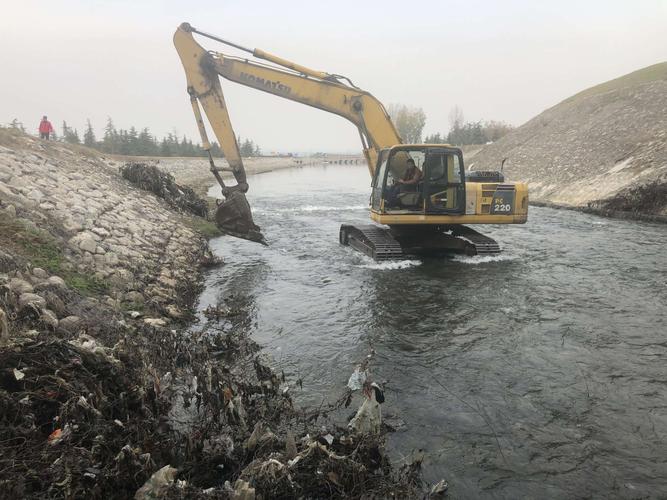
[482, 120, 514, 142]
[388, 104, 427, 143]
[448, 105, 464, 130]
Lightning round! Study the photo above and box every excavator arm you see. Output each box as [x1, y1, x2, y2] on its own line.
[174, 23, 401, 176]
[173, 23, 403, 244]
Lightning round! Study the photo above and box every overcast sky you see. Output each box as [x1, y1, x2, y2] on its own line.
[1, 0, 665, 153]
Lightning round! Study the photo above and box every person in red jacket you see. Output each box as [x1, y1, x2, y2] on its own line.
[39, 116, 54, 140]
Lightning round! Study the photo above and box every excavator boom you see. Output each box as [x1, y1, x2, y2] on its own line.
[174, 23, 400, 176]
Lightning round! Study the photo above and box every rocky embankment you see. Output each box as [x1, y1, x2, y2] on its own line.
[0, 129, 424, 498]
[0, 129, 212, 318]
[470, 62, 667, 220]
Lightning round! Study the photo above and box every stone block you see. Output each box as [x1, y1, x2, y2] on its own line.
[18, 292, 46, 310]
[9, 278, 33, 295]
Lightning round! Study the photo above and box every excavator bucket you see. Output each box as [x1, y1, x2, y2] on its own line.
[214, 191, 268, 245]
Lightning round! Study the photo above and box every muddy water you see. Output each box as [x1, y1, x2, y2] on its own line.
[200, 164, 667, 498]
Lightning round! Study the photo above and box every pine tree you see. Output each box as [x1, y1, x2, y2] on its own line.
[84, 119, 96, 147]
[70, 129, 81, 144]
[44, 117, 255, 158]
[128, 127, 139, 155]
[137, 128, 153, 155]
[118, 129, 130, 155]
[240, 138, 255, 157]
[61, 121, 81, 144]
[209, 142, 223, 158]
[102, 117, 118, 153]
[181, 135, 196, 156]
[160, 138, 171, 157]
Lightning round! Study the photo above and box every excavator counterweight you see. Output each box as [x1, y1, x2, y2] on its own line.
[174, 24, 528, 258]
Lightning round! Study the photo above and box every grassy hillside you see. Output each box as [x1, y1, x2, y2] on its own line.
[472, 62, 667, 216]
[563, 62, 667, 104]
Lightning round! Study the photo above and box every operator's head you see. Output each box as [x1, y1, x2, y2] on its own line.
[42, 115, 47, 120]
[407, 158, 415, 167]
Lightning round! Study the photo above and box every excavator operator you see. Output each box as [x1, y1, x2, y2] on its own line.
[386, 158, 422, 207]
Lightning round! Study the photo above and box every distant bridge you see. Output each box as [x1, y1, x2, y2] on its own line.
[293, 154, 365, 166]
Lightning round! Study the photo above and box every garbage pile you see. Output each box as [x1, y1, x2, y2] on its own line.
[587, 177, 667, 216]
[120, 163, 208, 217]
[0, 337, 172, 499]
[0, 278, 426, 498]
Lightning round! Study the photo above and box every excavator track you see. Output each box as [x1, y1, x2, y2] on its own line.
[340, 224, 501, 260]
[450, 225, 501, 255]
[339, 225, 404, 260]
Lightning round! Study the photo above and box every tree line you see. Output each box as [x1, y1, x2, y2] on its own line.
[8, 118, 261, 158]
[10, 104, 512, 153]
[388, 104, 514, 146]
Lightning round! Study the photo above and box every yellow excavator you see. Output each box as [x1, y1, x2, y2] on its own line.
[174, 23, 528, 259]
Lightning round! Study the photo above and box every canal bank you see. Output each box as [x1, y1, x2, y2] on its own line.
[0, 132, 422, 498]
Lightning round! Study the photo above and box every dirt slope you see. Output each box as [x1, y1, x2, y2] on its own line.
[471, 62, 667, 216]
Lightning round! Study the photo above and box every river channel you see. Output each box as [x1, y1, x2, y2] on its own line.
[200, 163, 667, 498]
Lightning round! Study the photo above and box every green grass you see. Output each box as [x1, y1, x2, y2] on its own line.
[63, 273, 110, 296]
[0, 218, 110, 296]
[187, 216, 224, 239]
[121, 301, 145, 312]
[564, 61, 667, 104]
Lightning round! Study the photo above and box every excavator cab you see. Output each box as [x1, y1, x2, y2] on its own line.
[422, 148, 465, 214]
[371, 146, 466, 215]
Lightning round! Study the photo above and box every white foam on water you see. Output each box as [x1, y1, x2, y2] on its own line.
[300, 205, 367, 212]
[451, 254, 518, 265]
[357, 260, 422, 270]
[256, 205, 367, 214]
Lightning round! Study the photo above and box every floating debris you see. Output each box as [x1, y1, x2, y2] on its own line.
[349, 382, 385, 435]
